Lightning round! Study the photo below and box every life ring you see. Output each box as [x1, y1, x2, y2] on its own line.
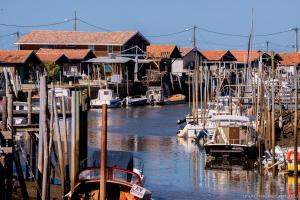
[286, 149, 300, 162]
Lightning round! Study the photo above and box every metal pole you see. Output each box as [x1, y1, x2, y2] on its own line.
[100, 104, 107, 200]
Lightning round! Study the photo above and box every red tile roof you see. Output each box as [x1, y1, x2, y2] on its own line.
[37, 48, 94, 60]
[37, 52, 67, 63]
[0, 50, 35, 64]
[279, 52, 300, 66]
[147, 45, 178, 58]
[17, 30, 148, 46]
[231, 50, 264, 63]
[201, 50, 235, 61]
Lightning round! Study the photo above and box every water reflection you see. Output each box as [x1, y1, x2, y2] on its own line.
[16, 105, 300, 199]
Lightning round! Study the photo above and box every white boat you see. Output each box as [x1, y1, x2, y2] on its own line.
[125, 95, 147, 106]
[90, 89, 121, 108]
[145, 87, 164, 105]
[204, 114, 257, 160]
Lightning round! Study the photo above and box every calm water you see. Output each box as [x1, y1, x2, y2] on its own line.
[86, 105, 299, 200]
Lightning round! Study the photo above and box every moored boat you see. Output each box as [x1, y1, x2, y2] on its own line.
[125, 96, 147, 106]
[204, 115, 257, 160]
[163, 94, 186, 105]
[90, 88, 121, 108]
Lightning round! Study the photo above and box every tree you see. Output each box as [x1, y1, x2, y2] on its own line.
[43, 61, 60, 82]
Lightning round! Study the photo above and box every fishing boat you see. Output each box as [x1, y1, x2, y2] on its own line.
[145, 87, 164, 105]
[204, 115, 257, 160]
[66, 151, 151, 200]
[163, 94, 186, 105]
[124, 96, 147, 106]
[90, 88, 121, 108]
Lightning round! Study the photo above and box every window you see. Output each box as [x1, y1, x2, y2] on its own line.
[107, 45, 113, 53]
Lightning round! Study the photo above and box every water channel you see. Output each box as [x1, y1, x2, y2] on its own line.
[86, 104, 299, 200]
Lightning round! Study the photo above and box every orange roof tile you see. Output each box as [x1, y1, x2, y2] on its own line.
[37, 52, 67, 63]
[147, 44, 179, 58]
[279, 52, 300, 66]
[0, 50, 35, 64]
[201, 50, 235, 61]
[231, 50, 264, 62]
[17, 30, 149, 46]
[37, 48, 94, 60]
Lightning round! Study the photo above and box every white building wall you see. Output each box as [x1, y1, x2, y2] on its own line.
[172, 59, 184, 76]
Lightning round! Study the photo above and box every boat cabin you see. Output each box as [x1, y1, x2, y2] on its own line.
[146, 87, 164, 104]
[97, 89, 115, 100]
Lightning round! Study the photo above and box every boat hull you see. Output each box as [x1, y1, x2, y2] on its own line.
[163, 99, 186, 105]
[204, 144, 257, 159]
[127, 99, 147, 106]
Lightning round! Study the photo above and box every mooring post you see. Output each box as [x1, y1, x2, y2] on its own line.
[100, 104, 108, 200]
[70, 91, 80, 190]
[5, 94, 13, 200]
[53, 92, 65, 196]
[39, 76, 49, 200]
[0, 96, 7, 200]
[294, 78, 298, 199]
[25, 90, 32, 180]
[62, 95, 70, 193]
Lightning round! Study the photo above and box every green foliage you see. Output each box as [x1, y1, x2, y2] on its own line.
[43, 61, 60, 82]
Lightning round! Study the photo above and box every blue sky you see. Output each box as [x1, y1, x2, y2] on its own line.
[0, 0, 299, 52]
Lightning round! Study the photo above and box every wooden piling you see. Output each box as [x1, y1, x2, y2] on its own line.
[62, 96, 70, 193]
[100, 104, 108, 200]
[271, 52, 276, 176]
[294, 78, 298, 199]
[25, 91, 32, 180]
[0, 96, 7, 200]
[39, 75, 48, 200]
[6, 94, 13, 200]
[70, 91, 80, 190]
[53, 93, 65, 196]
[14, 150, 29, 200]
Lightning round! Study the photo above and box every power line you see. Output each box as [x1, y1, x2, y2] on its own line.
[0, 19, 73, 28]
[77, 18, 112, 32]
[255, 29, 292, 37]
[145, 28, 192, 38]
[197, 27, 248, 38]
[0, 32, 18, 38]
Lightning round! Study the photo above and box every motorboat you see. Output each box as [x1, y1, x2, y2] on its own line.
[66, 151, 151, 199]
[163, 94, 186, 105]
[90, 89, 121, 108]
[204, 115, 257, 160]
[125, 96, 147, 106]
[145, 87, 164, 105]
[66, 167, 151, 200]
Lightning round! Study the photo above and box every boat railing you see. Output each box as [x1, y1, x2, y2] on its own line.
[76, 166, 142, 186]
[227, 139, 247, 145]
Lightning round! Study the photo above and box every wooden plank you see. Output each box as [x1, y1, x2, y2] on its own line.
[1, 131, 12, 140]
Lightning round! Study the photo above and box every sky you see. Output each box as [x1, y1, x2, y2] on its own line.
[0, 0, 300, 52]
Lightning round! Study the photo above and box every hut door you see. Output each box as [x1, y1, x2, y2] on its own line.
[229, 127, 239, 144]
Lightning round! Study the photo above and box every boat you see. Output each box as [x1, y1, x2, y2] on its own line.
[204, 115, 257, 160]
[163, 94, 186, 105]
[125, 96, 147, 106]
[66, 151, 151, 200]
[145, 87, 164, 105]
[90, 89, 121, 108]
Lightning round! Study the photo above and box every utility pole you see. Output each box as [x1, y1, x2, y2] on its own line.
[293, 27, 299, 52]
[192, 25, 196, 49]
[74, 11, 77, 32]
[266, 41, 269, 53]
